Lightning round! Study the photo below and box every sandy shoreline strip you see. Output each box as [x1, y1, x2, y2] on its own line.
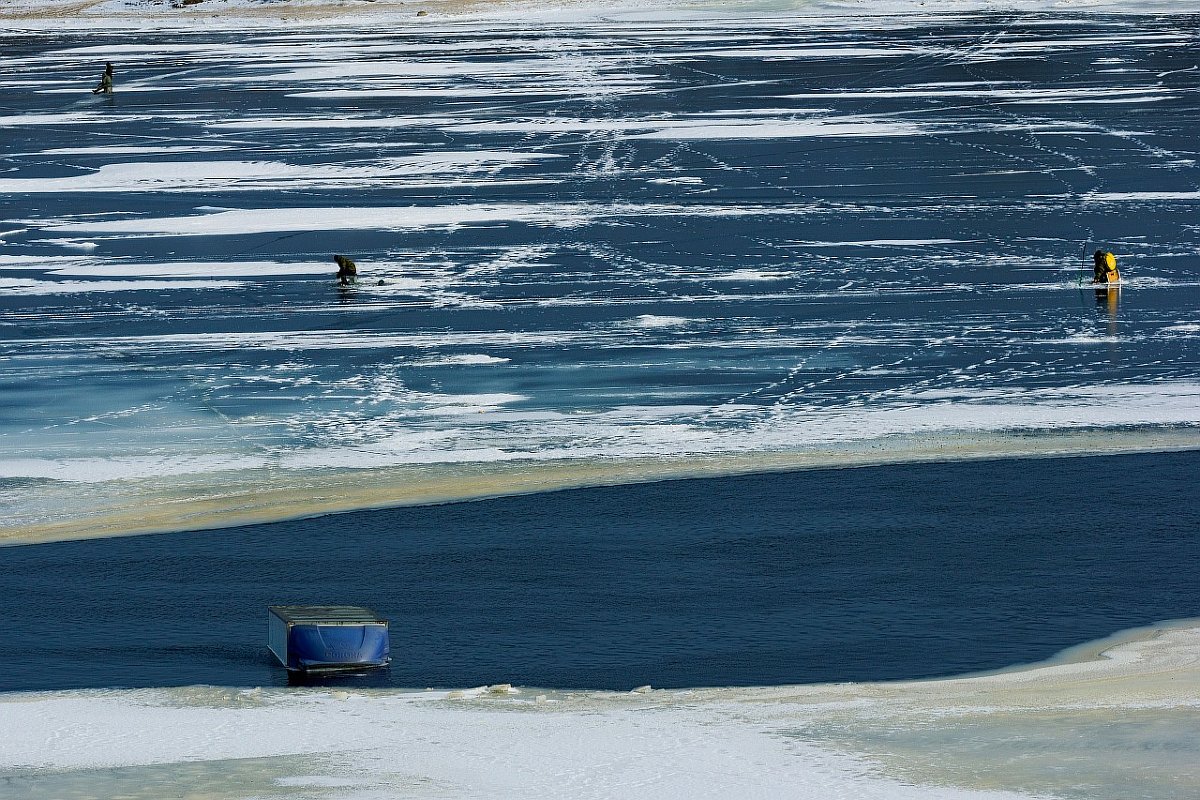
[3, 0, 1198, 29]
[718, 617, 1200, 798]
[2, 426, 1197, 546]
[0, 0, 490, 24]
[742, 616, 1200, 708]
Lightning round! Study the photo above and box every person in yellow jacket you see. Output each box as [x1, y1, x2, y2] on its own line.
[1092, 250, 1119, 284]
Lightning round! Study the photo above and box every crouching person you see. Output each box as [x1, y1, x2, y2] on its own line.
[334, 254, 358, 286]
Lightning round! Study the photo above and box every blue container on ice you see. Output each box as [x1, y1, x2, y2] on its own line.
[268, 605, 390, 672]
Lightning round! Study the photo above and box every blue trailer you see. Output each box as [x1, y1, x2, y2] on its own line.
[268, 605, 390, 673]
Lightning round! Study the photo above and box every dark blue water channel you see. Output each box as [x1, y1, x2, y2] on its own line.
[1, 450, 1197, 692]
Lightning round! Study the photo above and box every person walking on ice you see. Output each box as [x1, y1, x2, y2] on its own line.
[92, 62, 113, 95]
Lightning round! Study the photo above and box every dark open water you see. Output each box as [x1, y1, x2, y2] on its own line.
[1, 450, 1197, 692]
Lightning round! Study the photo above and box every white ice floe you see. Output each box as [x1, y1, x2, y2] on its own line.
[0, 277, 242, 295]
[1085, 191, 1200, 202]
[408, 353, 512, 366]
[446, 113, 926, 139]
[0, 153, 558, 194]
[0, 329, 595, 357]
[0, 453, 271, 483]
[709, 269, 790, 281]
[0, 113, 151, 127]
[792, 238, 972, 248]
[42, 259, 333, 278]
[36, 202, 818, 237]
[0, 254, 91, 268]
[631, 314, 693, 328]
[288, 82, 660, 98]
[784, 86, 1178, 104]
[208, 115, 464, 130]
[36, 238, 99, 251]
[232, 55, 665, 90]
[30, 145, 233, 156]
[38, 204, 592, 236]
[647, 176, 704, 185]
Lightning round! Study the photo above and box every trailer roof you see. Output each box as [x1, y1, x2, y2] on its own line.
[268, 605, 387, 625]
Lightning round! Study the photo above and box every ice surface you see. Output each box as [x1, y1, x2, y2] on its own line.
[1, 620, 1197, 800]
[1, 12, 1198, 543]
[0, 153, 558, 193]
[0, 277, 241, 294]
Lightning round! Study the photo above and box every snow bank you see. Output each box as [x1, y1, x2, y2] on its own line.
[2, 620, 1197, 799]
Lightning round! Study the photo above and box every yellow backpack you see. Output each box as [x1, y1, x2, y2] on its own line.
[1104, 252, 1119, 283]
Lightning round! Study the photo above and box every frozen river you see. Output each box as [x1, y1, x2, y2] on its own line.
[1, 13, 1199, 536]
[2, 10, 1200, 800]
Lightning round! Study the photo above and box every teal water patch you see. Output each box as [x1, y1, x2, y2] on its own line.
[0, 755, 359, 800]
[795, 707, 1200, 800]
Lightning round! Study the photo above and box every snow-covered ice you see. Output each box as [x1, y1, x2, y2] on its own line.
[2, 620, 1197, 799]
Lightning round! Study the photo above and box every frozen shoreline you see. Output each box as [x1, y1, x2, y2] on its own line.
[2, 426, 1198, 545]
[1, 618, 1197, 799]
[2, 0, 1199, 31]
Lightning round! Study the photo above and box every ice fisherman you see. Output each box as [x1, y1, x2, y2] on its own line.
[334, 254, 358, 286]
[92, 62, 113, 95]
[1092, 250, 1119, 285]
